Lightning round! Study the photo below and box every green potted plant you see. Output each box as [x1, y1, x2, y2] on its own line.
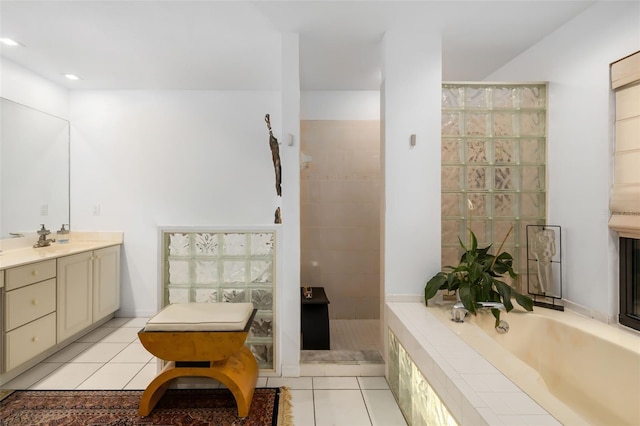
[424, 227, 533, 326]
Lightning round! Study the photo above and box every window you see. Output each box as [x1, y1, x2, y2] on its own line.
[441, 83, 547, 293]
[620, 237, 640, 331]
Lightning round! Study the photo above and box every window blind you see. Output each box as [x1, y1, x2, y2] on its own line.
[610, 51, 640, 239]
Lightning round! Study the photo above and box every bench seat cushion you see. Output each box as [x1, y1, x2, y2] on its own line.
[144, 302, 254, 332]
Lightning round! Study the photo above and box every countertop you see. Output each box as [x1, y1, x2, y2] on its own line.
[0, 232, 123, 271]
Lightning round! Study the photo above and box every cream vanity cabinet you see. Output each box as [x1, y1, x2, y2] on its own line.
[4, 259, 58, 372]
[57, 245, 120, 342]
[0, 237, 122, 381]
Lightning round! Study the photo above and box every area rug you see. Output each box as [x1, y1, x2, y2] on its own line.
[0, 387, 292, 426]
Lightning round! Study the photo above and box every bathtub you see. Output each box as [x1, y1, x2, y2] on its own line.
[431, 304, 640, 425]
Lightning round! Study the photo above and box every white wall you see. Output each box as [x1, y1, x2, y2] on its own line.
[279, 33, 302, 376]
[301, 91, 380, 120]
[70, 90, 281, 318]
[487, 1, 640, 321]
[382, 30, 442, 298]
[0, 58, 69, 119]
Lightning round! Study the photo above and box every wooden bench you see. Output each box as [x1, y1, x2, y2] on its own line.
[137, 302, 258, 417]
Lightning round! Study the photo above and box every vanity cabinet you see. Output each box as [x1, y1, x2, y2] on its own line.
[57, 252, 93, 342]
[0, 234, 123, 383]
[4, 259, 57, 371]
[92, 246, 121, 322]
[57, 246, 121, 342]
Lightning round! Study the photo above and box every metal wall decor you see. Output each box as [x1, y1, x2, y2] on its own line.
[526, 224, 563, 310]
[265, 114, 282, 224]
[265, 114, 281, 197]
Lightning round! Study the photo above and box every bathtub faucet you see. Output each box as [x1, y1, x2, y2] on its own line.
[451, 302, 468, 322]
[451, 301, 506, 322]
[476, 301, 506, 311]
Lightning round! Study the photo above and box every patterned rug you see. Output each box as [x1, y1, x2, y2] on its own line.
[0, 387, 292, 426]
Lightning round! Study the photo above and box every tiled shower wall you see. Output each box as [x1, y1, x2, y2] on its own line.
[300, 120, 381, 319]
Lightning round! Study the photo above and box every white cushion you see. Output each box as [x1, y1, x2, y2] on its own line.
[144, 302, 254, 332]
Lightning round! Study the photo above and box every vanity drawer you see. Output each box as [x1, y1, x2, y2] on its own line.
[5, 312, 56, 371]
[5, 260, 56, 291]
[5, 278, 56, 331]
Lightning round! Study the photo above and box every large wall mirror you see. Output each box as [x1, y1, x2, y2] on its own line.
[1, 98, 70, 238]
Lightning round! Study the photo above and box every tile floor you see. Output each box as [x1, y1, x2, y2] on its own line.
[1, 317, 407, 426]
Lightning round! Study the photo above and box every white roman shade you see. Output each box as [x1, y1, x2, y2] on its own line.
[610, 51, 640, 238]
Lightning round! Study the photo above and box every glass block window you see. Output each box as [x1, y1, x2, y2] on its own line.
[441, 83, 547, 292]
[162, 230, 276, 370]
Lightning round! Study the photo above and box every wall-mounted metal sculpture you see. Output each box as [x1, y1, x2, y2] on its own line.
[526, 225, 564, 311]
[265, 114, 282, 197]
[274, 207, 282, 224]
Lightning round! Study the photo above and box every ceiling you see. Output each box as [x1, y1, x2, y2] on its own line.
[0, 1, 598, 91]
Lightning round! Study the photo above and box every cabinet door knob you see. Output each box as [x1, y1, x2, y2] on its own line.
[32, 299, 39, 305]
[32, 270, 39, 276]
[32, 336, 39, 342]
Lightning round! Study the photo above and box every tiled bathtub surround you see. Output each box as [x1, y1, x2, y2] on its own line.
[385, 302, 559, 426]
[388, 330, 457, 425]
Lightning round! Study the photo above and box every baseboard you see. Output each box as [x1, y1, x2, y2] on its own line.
[280, 365, 300, 377]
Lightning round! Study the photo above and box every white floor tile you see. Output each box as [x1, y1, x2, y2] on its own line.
[110, 342, 154, 363]
[102, 317, 133, 328]
[70, 342, 128, 363]
[1, 315, 406, 426]
[31, 363, 103, 390]
[124, 363, 157, 390]
[362, 389, 407, 426]
[42, 342, 92, 363]
[120, 317, 150, 328]
[267, 377, 313, 389]
[75, 327, 116, 343]
[98, 327, 140, 343]
[358, 376, 389, 390]
[77, 363, 146, 389]
[290, 389, 315, 426]
[1, 363, 62, 390]
[313, 376, 359, 389]
[314, 389, 371, 426]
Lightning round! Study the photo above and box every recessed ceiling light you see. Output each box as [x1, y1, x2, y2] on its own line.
[0, 38, 20, 46]
[64, 74, 81, 81]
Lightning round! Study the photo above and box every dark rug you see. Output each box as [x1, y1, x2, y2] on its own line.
[0, 387, 292, 426]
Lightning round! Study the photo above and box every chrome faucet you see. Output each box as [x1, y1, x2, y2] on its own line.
[451, 301, 506, 322]
[33, 224, 55, 248]
[451, 302, 468, 322]
[476, 301, 506, 311]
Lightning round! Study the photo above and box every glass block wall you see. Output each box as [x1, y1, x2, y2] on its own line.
[162, 230, 276, 370]
[388, 330, 457, 425]
[441, 83, 547, 292]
